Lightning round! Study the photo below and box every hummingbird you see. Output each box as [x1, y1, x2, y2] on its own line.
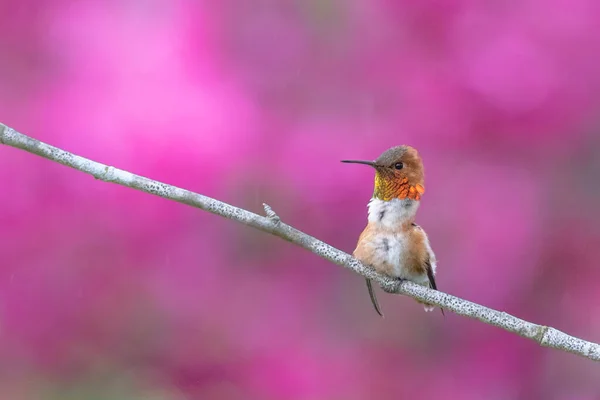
[342, 145, 442, 317]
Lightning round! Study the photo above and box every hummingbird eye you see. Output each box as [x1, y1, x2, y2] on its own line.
[394, 162, 404, 170]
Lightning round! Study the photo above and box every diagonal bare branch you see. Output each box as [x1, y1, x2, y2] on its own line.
[1, 122, 599, 362]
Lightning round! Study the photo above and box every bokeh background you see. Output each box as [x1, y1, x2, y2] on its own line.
[1, 1, 600, 399]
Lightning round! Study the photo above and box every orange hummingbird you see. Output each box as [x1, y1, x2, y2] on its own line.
[342, 145, 442, 317]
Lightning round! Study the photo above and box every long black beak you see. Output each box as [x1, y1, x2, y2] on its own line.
[341, 160, 376, 167]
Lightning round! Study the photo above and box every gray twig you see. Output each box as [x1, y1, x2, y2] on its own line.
[1, 121, 599, 362]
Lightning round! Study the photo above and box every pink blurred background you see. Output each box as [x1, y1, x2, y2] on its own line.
[1, 1, 600, 398]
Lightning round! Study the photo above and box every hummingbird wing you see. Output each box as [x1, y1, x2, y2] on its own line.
[413, 223, 445, 316]
[425, 259, 438, 290]
[425, 258, 444, 317]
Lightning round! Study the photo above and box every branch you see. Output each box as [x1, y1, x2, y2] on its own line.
[1, 122, 599, 362]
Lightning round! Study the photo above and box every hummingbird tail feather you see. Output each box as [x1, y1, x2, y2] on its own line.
[365, 278, 384, 317]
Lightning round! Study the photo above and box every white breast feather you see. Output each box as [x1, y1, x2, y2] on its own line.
[367, 198, 420, 228]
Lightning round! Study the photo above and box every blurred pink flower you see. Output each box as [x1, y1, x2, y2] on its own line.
[1, 0, 600, 398]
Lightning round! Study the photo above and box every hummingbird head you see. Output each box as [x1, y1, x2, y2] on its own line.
[342, 145, 425, 201]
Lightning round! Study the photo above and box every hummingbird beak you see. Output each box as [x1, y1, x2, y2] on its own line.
[341, 160, 376, 167]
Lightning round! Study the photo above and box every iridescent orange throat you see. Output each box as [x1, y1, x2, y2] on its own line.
[373, 174, 425, 201]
